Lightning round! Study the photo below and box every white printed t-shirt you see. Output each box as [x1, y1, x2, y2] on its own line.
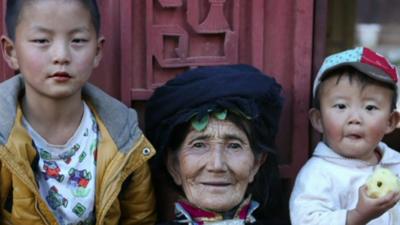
[23, 102, 98, 225]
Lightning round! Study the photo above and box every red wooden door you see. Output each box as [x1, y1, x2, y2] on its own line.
[0, 0, 315, 221]
[118, 0, 314, 180]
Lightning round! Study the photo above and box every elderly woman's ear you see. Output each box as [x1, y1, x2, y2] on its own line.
[248, 153, 267, 183]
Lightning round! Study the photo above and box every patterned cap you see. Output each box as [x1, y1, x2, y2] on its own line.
[313, 47, 399, 97]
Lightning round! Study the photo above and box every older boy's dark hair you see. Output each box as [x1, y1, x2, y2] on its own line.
[313, 66, 398, 111]
[6, 0, 101, 40]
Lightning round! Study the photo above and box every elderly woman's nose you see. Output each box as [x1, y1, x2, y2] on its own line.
[206, 145, 227, 171]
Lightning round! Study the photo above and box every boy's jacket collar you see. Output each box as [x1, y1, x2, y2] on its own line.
[0, 74, 141, 153]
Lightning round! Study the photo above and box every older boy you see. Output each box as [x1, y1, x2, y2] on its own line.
[0, 0, 156, 224]
[290, 47, 400, 225]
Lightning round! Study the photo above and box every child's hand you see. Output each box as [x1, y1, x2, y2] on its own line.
[346, 185, 400, 225]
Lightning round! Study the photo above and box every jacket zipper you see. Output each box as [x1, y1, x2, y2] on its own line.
[35, 199, 51, 225]
[96, 150, 145, 224]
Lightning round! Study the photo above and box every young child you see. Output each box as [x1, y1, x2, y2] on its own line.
[0, 0, 156, 224]
[290, 47, 400, 225]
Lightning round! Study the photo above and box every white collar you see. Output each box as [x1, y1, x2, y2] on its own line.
[313, 142, 400, 167]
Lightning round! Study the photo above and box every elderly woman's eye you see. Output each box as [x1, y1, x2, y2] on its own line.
[227, 143, 242, 149]
[192, 142, 206, 148]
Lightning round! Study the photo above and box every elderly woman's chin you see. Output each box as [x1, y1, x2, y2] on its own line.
[183, 182, 248, 212]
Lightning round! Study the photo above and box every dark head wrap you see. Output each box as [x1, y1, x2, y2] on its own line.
[145, 64, 283, 162]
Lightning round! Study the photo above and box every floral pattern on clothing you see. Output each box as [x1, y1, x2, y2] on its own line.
[174, 196, 258, 225]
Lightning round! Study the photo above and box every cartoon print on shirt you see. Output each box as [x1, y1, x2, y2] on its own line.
[89, 141, 96, 155]
[59, 144, 81, 164]
[73, 203, 87, 217]
[79, 152, 87, 162]
[91, 116, 98, 133]
[68, 168, 92, 197]
[46, 186, 68, 210]
[89, 139, 98, 165]
[42, 161, 65, 182]
[83, 128, 89, 137]
[39, 150, 52, 160]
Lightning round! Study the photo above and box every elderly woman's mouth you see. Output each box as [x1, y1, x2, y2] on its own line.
[201, 182, 231, 187]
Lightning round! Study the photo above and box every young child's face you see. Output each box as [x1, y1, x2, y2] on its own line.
[2, 0, 103, 100]
[312, 74, 397, 163]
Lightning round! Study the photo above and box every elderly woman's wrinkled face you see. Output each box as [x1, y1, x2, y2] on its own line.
[167, 118, 264, 212]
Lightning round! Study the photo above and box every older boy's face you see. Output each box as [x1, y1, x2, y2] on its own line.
[315, 75, 396, 163]
[6, 0, 103, 100]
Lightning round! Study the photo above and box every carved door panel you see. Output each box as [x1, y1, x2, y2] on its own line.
[121, 0, 241, 102]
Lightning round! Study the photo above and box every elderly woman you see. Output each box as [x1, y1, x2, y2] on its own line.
[145, 64, 286, 225]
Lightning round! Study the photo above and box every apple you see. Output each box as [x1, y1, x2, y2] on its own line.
[366, 167, 400, 198]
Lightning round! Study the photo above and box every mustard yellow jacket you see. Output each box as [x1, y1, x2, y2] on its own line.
[0, 75, 156, 225]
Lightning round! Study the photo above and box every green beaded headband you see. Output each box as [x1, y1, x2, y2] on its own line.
[190, 109, 251, 131]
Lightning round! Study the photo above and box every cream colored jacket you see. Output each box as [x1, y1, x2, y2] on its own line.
[290, 142, 400, 225]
